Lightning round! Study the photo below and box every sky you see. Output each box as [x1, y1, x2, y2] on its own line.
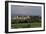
[11, 5, 41, 16]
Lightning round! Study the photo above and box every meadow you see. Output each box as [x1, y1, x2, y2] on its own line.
[11, 16, 41, 29]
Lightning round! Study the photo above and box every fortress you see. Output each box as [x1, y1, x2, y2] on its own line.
[12, 16, 31, 20]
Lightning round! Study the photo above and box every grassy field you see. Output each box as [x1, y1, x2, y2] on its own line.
[11, 16, 41, 29]
[11, 22, 41, 29]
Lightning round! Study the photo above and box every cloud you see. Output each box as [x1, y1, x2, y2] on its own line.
[11, 5, 41, 16]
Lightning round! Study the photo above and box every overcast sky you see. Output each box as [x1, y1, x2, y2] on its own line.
[11, 5, 41, 16]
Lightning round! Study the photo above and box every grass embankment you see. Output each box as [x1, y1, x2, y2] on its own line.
[11, 22, 41, 29]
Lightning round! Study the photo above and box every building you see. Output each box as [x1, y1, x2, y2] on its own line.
[12, 16, 31, 20]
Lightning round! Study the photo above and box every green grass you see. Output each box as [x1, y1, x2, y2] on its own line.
[11, 23, 41, 29]
[11, 18, 41, 29]
[31, 22, 41, 28]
